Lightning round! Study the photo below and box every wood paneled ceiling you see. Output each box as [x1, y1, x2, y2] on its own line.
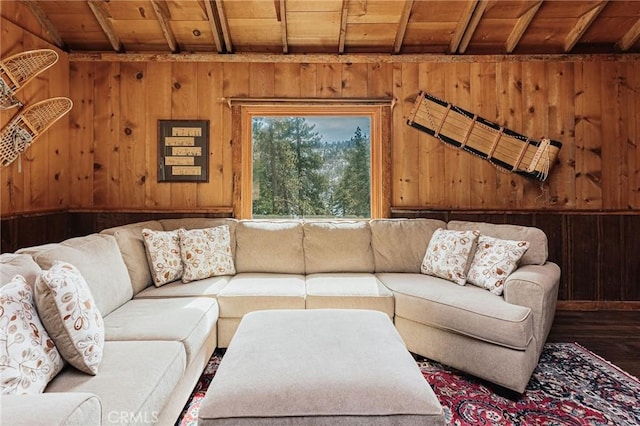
[19, 0, 640, 56]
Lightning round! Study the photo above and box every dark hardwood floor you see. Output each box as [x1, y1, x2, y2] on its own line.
[548, 310, 640, 379]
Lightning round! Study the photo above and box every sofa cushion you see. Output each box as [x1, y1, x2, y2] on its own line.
[35, 262, 105, 375]
[178, 226, 235, 283]
[217, 273, 306, 318]
[378, 273, 533, 350]
[305, 273, 394, 317]
[1, 275, 64, 395]
[160, 218, 238, 258]
[235, 221, 304, 274]
[447, 220, 548, 265]
[370, 219, 446, 273]
[1, 393, 102, 426]
[103, 297, 218, 364]
[303, 221, 374, 274]
[135, 276, 231, 299]
[421, 229, 479, 286]
[100, 220, 163, 295]
[0, 253, 43, 288]
[467, 235, 530, 296]
[141, 228, 184, 287]
[46, 340, 186, 425]
[17, 234, 133, 317]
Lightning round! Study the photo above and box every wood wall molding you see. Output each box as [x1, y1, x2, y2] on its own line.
[69, 52, 640, 63]
[556, 301, 640, 311]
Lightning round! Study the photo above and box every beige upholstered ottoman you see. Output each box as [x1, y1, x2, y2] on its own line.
[198, 309, 444, 425]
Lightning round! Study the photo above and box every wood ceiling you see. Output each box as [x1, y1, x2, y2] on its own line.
[18, 0, 640, 56]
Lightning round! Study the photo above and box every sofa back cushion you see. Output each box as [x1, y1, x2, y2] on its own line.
[235, 220, 304, 274]
[303, 221, 374, 274]
[447, 220, 548, 265]
[17, 234, 133, 316]
[0, 253, 43, 287]
[370, 219, 446, 273]
[100, 220, 163, 295]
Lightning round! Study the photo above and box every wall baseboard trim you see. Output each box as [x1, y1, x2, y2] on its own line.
[556, 301, 640, 311]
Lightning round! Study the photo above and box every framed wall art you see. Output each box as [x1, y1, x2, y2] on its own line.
[157, 119, 209, 182]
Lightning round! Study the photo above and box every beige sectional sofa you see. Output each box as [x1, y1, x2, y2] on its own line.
[0, 217, 560, 425]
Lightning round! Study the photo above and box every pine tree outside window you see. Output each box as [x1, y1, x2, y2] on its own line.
[237, 104, 388, 219]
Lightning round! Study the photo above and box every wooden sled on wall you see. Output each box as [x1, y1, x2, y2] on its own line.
[0, 49, 59, 110]
[1, 97, 73, 168]
[407, 91, 562, 182]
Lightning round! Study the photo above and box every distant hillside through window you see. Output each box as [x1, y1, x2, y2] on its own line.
[252, 116, 371, 219]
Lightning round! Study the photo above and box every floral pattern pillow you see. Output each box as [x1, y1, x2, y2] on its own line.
[142, 228, 184, 286]
[179, 226, 236, 283]
[1, 275, 64, 395]
[467, 235, 530, 295]
[421, 228, 479, 285]
[35, 262, 105, 375]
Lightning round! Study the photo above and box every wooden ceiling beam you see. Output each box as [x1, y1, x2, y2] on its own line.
[204, 0, 225, 53]
[150, 0, 179, 53]
[87, 0, 123, 53]
[393, 0, 415, 54]
[216, 0, 233, 53]
[71, 52, 640, 65]
[563, 1, 608, 52]
[449, 0, 478, 53]
[278, 0, 288, 54]
[20, 0, 65, 49]
[457, 0, 491, 54]
[615, 17, 640, 52]
[338, 0, 349, 54]
[505, 0, 543, 53]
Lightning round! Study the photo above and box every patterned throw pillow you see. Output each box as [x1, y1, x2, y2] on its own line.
[35, 262, 105, 375]
[141, 228, 184, 286]
[421, 228, 479, 285]
[467, 235, 530, 296]
[0, 275, 64, 395]
[178, 226, 236, 283]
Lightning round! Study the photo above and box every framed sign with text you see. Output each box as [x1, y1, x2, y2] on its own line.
[158, 119, 209, 182]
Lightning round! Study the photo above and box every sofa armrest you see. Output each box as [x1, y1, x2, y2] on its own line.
[503, 262, 561, 355]
[0, 393, 101, 426]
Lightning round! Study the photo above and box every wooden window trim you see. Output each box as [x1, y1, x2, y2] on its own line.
[232, 103, 390, 219]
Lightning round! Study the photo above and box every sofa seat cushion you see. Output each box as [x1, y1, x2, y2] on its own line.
[103, 298, 218, 364]
[46, 340, 185, 425]
[217, 273, 306, 318]
[305, 273, 394, 317]
[134, 276, 231, 299]
[377, 273, 533, 350]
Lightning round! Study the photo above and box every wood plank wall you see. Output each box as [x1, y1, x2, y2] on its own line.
[58, 59, 640, 212]
[0, 16, 70, 216]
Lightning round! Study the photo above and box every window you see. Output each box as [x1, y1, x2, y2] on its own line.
[236, 104, 388, 219]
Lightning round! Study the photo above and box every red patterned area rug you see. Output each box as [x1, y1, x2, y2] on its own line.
[176, 343, 640, 426]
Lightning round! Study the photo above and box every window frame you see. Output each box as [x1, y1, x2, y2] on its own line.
[234, 104, 388, 219]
